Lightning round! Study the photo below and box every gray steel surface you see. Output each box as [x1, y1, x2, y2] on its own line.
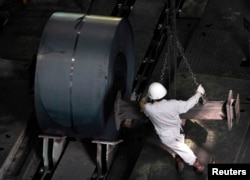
[35, 12, 135, 140]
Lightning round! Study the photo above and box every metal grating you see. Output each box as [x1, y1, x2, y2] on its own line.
[178, 28, 250, 80]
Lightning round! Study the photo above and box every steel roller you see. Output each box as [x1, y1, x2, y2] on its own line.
[35, 12, 135, 140]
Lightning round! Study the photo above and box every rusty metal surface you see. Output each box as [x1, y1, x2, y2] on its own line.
[180, 101, 226, 120]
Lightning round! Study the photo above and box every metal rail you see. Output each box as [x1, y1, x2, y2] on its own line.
[0, 112, 41, 180]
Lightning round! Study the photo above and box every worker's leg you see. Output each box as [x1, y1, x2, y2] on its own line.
[161, 133, 204, 173]
[160, 133, 196, 165]
[160, 132, 204, 173]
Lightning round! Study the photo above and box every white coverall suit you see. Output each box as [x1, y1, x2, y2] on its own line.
[143, 92, 201, 165]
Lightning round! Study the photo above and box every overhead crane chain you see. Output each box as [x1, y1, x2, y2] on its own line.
[159, 1, 173, 84]
[160, 27, 199, 87]
[165, 30, 207, 102]
[176, 38, 199, 87]
[132, 2, 171, 99]
[132, 0, 185, 100]
[159, 26, 177, 96]
[159, 33, 171, 83]
[159, 0, 179, 96]
[159, 0, 202, 98]
[175, 37, 208, 103]
[158, 0, 210, 102]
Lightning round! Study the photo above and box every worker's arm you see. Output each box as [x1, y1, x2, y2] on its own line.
[177, 84, 205, 114]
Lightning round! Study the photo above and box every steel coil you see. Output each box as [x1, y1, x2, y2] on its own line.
[35, 12, 134, 140]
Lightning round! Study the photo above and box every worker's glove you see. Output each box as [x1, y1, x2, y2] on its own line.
[196, 84, 205, 95]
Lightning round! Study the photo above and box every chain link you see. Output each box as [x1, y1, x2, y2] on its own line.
[172, 30, 177, 97]
[159, 3, 199, 96]
[159, 26, 178, 96]
[159, 27, 199, 96]
[176, 39, 199, 87]
[160, 38, 170, 83]
[176, 38, 208, 103]
[160, 26, 173, 82]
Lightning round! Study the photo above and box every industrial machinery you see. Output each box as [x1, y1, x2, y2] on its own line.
[33, 6, 241, 179]
[0, 1, 246, 180]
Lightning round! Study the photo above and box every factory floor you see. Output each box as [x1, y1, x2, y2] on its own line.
[0, 0, 250, 180]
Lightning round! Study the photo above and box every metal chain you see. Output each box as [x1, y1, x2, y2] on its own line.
[159, 26, 178, 96]
[176, 39, 199, 87]
[159, 2, 199, 97]
[160, 38, 170, 83]
[159, 27, 199, 97]
[158, 2, 208, 104]
[172, 30, 177, 97]
[176, 37, 208, 104]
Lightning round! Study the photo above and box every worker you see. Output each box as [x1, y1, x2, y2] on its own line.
[140, 82, 205, 174]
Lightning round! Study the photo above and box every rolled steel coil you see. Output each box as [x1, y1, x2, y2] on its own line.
[35, 12, 134, 140]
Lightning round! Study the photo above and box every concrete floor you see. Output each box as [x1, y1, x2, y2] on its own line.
[0, 0, 250, 180]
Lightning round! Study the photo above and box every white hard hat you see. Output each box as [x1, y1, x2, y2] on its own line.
[148, 82, 167, 100]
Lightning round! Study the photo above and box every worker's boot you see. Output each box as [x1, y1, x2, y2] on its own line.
[175, 155, 185, 173]
[193, 159, 205, 174]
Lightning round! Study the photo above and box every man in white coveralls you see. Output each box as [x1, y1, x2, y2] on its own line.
[140, 82, 205, 174]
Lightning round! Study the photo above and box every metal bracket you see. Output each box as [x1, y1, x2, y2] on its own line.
[91, 140, 123, 180]
[38, 135, 67, 179]
[180, 90, 240, 130]
[226, 90, 240, 130]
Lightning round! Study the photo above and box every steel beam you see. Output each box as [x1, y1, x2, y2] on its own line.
[116, 90, 240, 130]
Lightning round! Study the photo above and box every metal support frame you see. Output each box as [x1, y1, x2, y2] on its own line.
[38, 135, 67, 179]
[181, 90, 240, 130]
[91, 140, 123, 179]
